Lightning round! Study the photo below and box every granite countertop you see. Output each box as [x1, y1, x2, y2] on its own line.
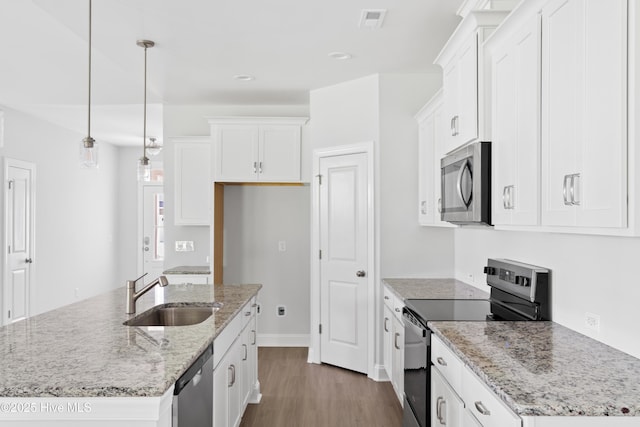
[382, 278, 489, 300]
[429, 321, 640, 417]
[162, 265, 211, 275]
[0, 283, 261, 398]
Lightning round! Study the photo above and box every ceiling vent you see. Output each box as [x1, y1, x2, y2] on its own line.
[359, 9, 387, 29]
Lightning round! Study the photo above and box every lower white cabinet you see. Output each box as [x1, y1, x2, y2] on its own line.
[431, 367, 464, 427]
[213, 296, 260, 427]
[164, 274, 210, 285]
[383, 284, 404, 404]
[432, 335, 521, 427]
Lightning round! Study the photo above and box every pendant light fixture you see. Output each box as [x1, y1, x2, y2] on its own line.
[136, 39, 155, 181]
[80, 0, 98, 168]
[146, 137, 162, 156]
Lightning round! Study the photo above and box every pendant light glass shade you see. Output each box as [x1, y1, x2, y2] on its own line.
[137, 39, 154, 181]
[146, 137, 162, 156]
[80, 0, 98, 168]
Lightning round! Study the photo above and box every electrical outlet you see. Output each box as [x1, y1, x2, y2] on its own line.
[277, 305, 286, 317]
[175, 241, 194, 252]
[278, 241, 286, 252]
[585, 312, 600, 332]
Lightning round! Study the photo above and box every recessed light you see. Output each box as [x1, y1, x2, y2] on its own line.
[328, 52, 353, 60]
[233, 75, 255, 81]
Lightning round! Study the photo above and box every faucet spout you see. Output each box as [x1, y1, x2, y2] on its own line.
[126, 274, 169, 314]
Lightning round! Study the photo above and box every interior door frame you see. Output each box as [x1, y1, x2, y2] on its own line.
[3, 158, 36, 326]
[137, 182, 164, 278]
[309, 142, 375, 378]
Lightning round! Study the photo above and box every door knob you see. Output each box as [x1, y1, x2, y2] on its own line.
[356, 270, 366, 277]
[25, 258, 33, 264]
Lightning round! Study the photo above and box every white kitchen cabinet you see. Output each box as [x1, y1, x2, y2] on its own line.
[391, 313, 404, 404]
[435, 11, 509, 154]
[432, 335, 521, 427]
[382, 285, 404, 404]
[416, 91, 455, 227]
[540, 0, 627, 229]
[431, 367, 464, 427]
[486, 7, 540, 226]
[164, 274, 210, 285]
[213, 296, 260, 427]
[173, 137, 212, 225]
[209, 117, 308, 183]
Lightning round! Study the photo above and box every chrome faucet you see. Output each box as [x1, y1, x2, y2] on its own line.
[126, 273, 169, 314]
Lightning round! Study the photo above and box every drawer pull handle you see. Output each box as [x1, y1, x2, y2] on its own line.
[474, 401, 491, 416]
[384, 317, 389, 332]
[394, 333, 401, 350]
[384, 296, 389, 300]
[437, 397, 447, 425]
[436, 357, 447, 366]
[395, 307, 401, 313]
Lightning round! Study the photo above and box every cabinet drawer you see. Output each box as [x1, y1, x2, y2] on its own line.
[213, 310, 243, 369]
[239, 297, 257, 329]
[462, 365, 521, 427]
[431, 335, 463, 391]
[383, 286, 395, 309]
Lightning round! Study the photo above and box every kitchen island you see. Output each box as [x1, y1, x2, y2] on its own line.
[429, 321, 640, 425]
[0, 282, 261, 426]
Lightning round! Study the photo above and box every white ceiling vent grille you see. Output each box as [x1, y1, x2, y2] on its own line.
[359, 9, 387, 29]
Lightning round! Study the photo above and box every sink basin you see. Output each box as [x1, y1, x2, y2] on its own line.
[124, 303, 223, 327]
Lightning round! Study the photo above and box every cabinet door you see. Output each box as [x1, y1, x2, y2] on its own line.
[258, 125, 301, 182]
[541, 0, 627, 228]
[442, 60, 460, 154]
[383, 304, 393, 381]
[391, 314, 404, 404]
[491, 15, 540, 226]
[214, 125, 259, 181]
[174, 140, 211, 225]
[431, 367, 464, 427]
[247, 313, 259, 403]
[418, 116, 436, 225]
[213, 337, 244, 427]
[213, 351, 230, 427]
[457, 32, 479, 145]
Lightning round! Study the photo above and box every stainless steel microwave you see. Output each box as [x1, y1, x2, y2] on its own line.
[440, 141, 491, 225]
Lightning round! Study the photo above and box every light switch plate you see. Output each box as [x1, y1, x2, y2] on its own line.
[175, 241, 194, 252]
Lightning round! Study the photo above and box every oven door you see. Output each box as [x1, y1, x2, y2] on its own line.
[403, 308, 428, 427]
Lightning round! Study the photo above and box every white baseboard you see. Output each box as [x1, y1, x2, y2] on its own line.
[257, 333, 310, 347]
[369, 363, 390, 382]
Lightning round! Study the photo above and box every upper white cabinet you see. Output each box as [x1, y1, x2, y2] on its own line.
[173, 137, 212, 226]
[435, 11, 510, 154]
[485, 5, 541, 226]
[540, 0, 627, 229]
[416, 90, 455, 227]
[209, 117, 308, 183]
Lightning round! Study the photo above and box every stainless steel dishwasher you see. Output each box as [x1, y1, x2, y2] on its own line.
[172, 344, 213, 427]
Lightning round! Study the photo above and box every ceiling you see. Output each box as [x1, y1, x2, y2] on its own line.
[0, 0, 464, 145]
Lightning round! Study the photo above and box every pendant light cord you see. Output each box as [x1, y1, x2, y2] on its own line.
[87, 0, 92, 141]
[143, 43, 147, 160]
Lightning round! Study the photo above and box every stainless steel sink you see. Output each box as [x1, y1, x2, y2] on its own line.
[124, 303, 223, 327]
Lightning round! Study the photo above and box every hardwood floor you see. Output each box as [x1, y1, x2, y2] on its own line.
[240, 347, 403, 427]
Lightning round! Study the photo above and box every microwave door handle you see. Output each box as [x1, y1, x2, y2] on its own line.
[456, 160, 472, 207]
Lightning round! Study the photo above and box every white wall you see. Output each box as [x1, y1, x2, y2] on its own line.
[378, 74, 455, 278]
[454, 228, 640, 358]
[223, 185, 310, 342]
[117, 147, 143, 283]
[162, 104, 310, 269]
[0, 107, 121, 316]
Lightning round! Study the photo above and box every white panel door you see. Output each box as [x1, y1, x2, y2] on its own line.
[4, 160, 35, 325]
[173, 139, 211, 225]
[457, 32, 479, 145]
[319, 153, 368, 374]
[142, 185, 164, 283]
[259, 125, 301, 182]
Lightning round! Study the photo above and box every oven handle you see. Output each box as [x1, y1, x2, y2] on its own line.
[402, 311, 428, 338]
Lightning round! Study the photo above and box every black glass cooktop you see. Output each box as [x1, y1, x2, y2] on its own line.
[404, 299, 493, 325]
